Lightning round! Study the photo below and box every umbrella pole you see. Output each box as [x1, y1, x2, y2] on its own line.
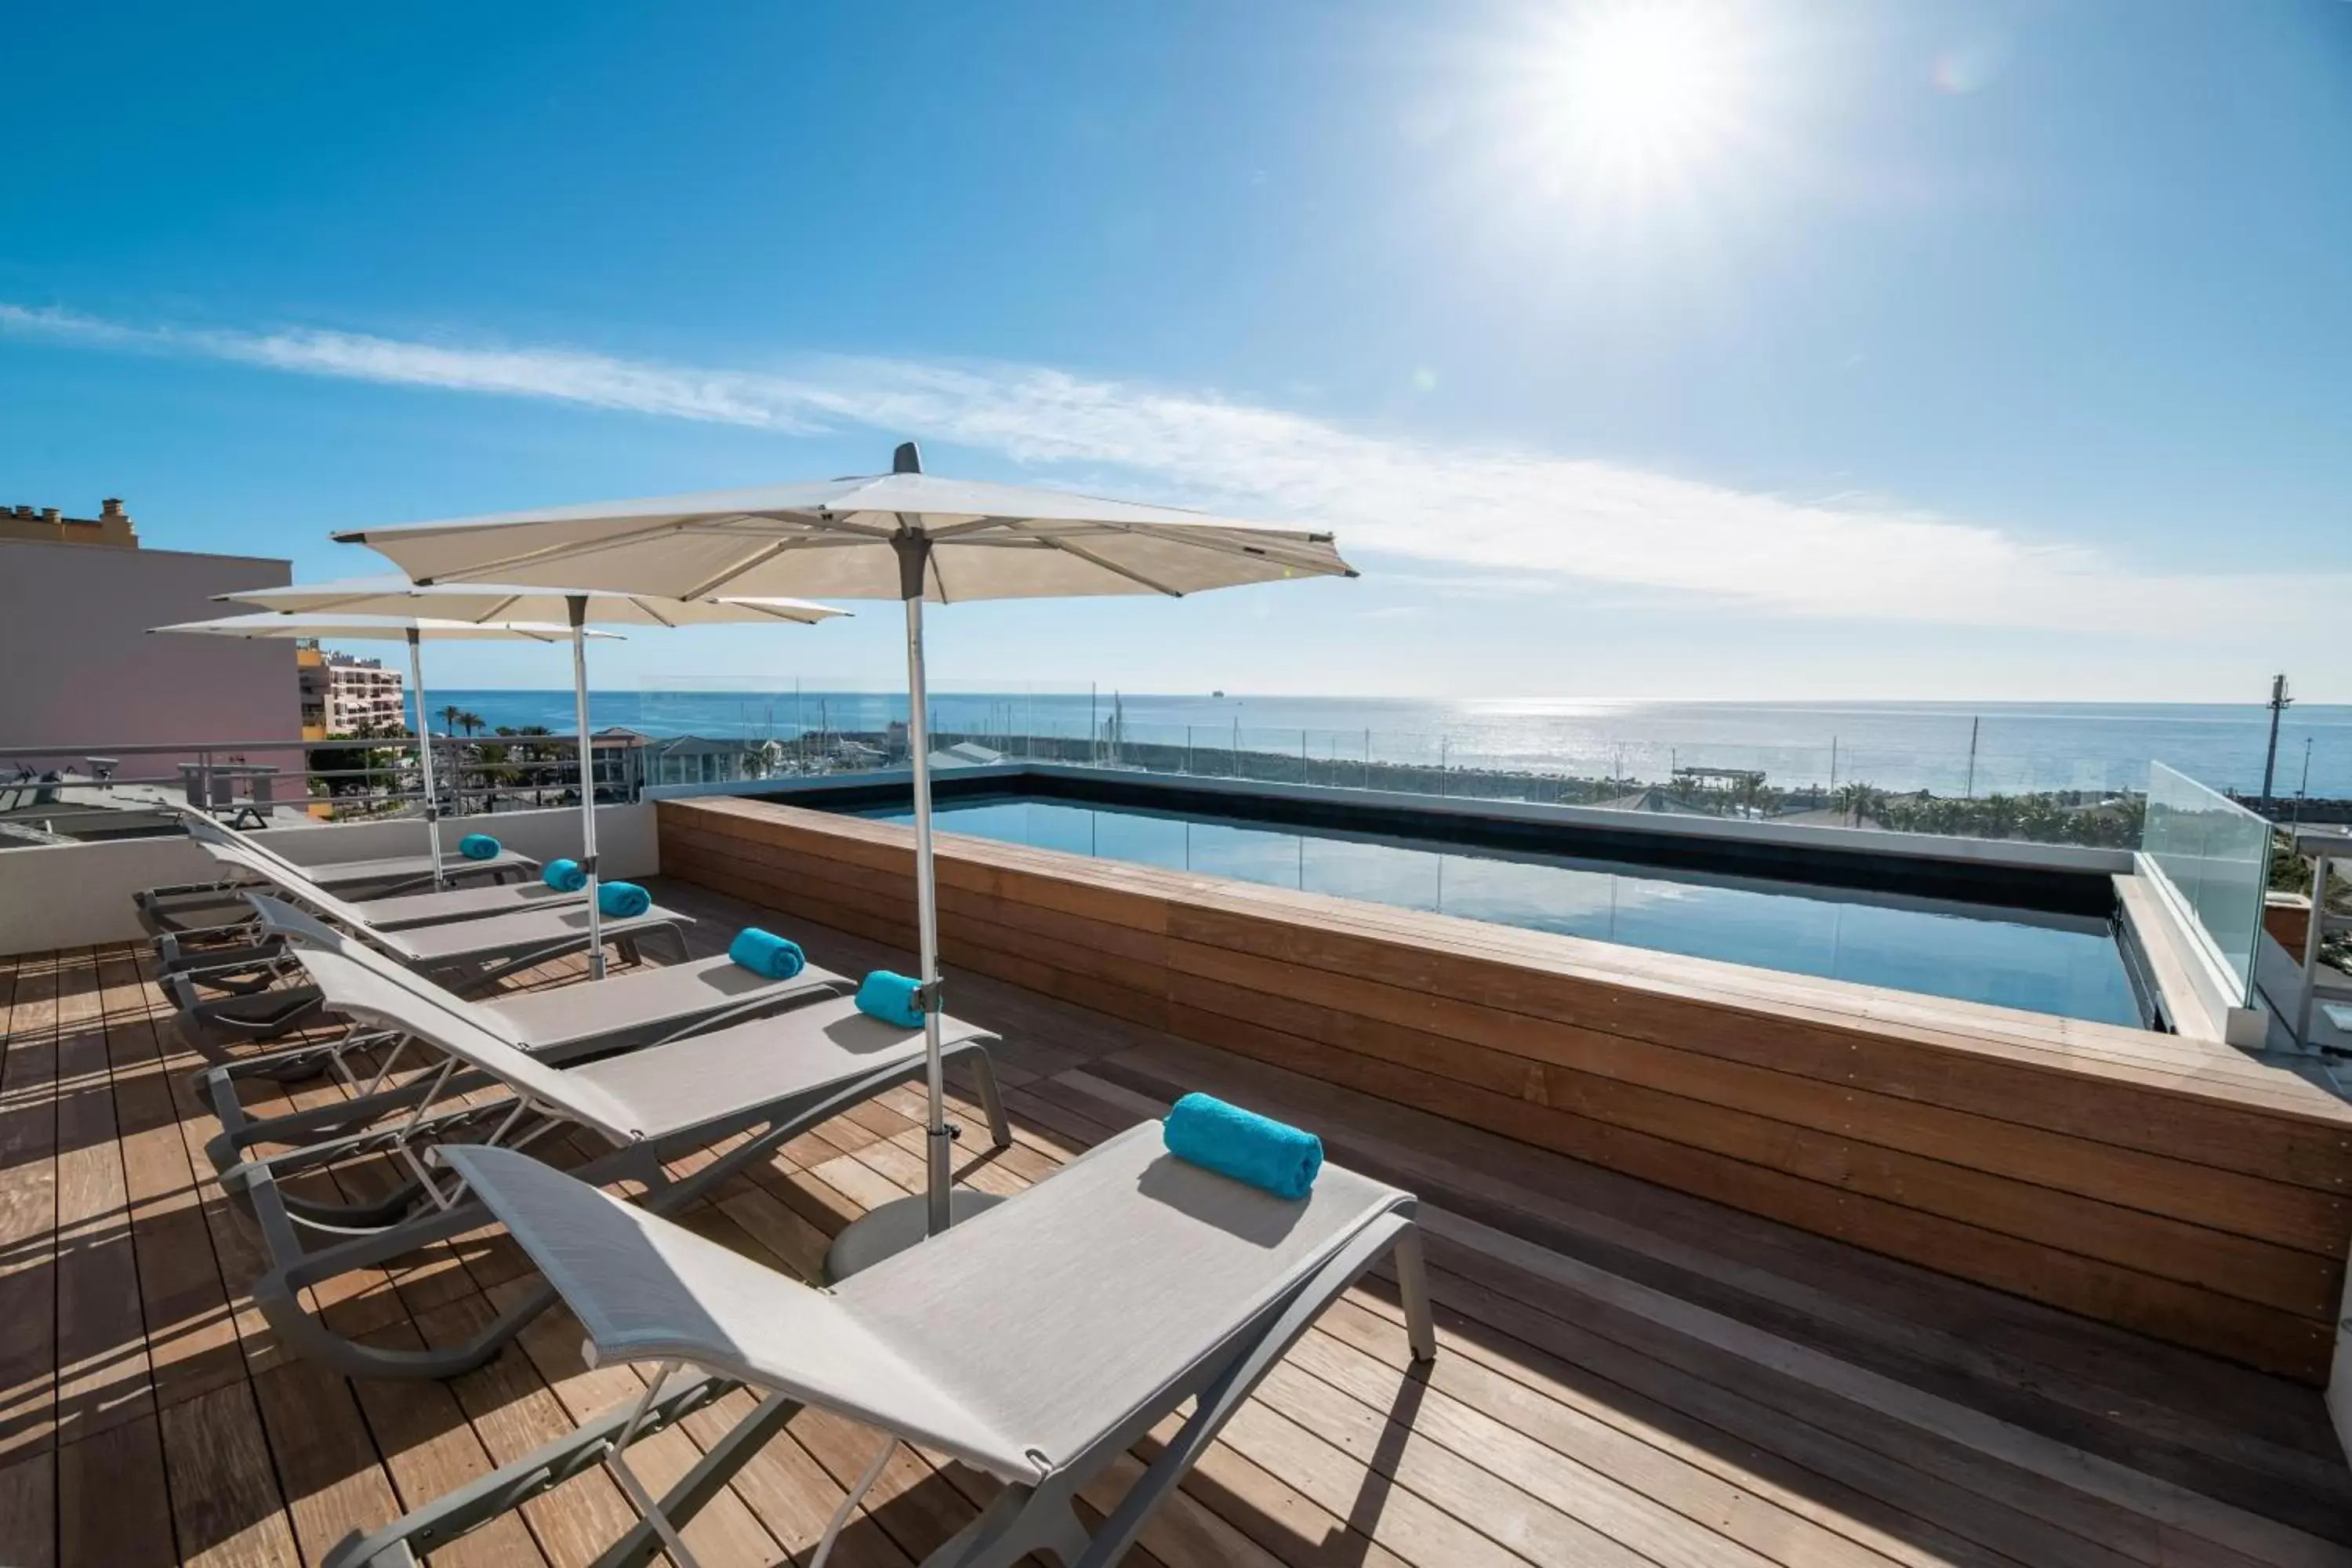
[901, 581, 953, 1236]
[406, 629, 447, 889]
[569, 595, 606, 981]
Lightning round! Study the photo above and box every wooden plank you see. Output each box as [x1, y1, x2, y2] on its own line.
[0, 949, 61, 1459]
[57, 1414, 176, 1568]
[51, 946, 154, 1444]
[0, 1446, 55, 1568]
[154, 1381, 303, 1568]
[129, 946, 304, 1375]
[94, 946, 246, 1410]
[245, 1357, 404, 1568]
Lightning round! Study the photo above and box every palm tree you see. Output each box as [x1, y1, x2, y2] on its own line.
[458, 711, 485, 739]
[437, 703, 462, 737]
[1835, 781, 1887, 828]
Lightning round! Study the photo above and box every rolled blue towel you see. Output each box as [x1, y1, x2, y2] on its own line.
[597, 880, 652, 920]
[855, 970, 926, 1029]
[1162, 1092, 1322, 1200]
[543, 858, 587, 893]
[728, 927, 806, 981]
[457, 833, 502, 862]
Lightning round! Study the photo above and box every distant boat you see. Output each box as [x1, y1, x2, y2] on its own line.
[1211, 689, 1225, 699]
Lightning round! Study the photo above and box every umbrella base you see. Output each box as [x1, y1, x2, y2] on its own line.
[823, 1188, 1008, 1282]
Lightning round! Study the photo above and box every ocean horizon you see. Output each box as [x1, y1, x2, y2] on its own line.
[409, 691, 2352, 800]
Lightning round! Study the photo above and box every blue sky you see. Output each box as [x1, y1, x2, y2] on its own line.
[5, 1, 2349, 701]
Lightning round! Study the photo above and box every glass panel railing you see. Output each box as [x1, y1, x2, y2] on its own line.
[2140, 760, 2267, 1003]
[597, 681, 2166, 851]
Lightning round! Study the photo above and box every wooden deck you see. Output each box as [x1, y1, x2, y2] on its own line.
[2, 875, 2350, 1566]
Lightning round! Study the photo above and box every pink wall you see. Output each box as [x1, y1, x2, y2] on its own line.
[0, 539, 298, 782]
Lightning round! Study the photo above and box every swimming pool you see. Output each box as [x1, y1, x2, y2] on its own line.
[858, 794, 2146, 1027]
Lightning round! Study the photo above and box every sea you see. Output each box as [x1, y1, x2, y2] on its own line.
[419, 691, 2352, 800]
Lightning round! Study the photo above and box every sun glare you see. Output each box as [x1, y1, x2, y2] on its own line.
[1527, 2, 1755, 201]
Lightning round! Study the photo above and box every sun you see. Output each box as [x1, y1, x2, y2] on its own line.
[1525, 2, 1756, 201]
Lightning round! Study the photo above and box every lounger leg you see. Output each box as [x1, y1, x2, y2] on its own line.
[589, 1390, 805, 1568]
[1392, 1223, 1438, 1363]
[922, 1483, 1091, 1568]
[319, 1369, 742, 1568]
[963, 1046, 1012, 1151]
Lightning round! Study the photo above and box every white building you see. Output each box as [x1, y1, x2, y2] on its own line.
[299, 649, 406, 735]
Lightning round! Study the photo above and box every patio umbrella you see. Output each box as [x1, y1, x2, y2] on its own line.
[149, 612, 623, 887]
[334, 441, 1356, 1258]
[217, 579, 847, 977]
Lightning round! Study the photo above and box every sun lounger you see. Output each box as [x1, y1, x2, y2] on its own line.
[135, 809, 540, 940]
[147, 830, 571, 966]
[212, 931, 1008, 1381]
[322, 1120, 1435, 1568]
[202, 896, 853, 1130]
[186, 807, 539, 891]
[159, 852, 691, 1054]
[136, 808, 545, 968]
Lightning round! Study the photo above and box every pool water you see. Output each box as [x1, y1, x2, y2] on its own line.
[865, 796, 2145, 1027]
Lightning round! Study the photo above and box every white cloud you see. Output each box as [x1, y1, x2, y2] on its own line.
[2, 302, 2324, 634]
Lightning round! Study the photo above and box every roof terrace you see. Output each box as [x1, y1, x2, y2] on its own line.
[2, 780, 2350, 1566]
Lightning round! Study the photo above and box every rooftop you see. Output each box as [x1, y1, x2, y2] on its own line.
[0, 497, 136, 549]
[3, 869, 2347, 1567]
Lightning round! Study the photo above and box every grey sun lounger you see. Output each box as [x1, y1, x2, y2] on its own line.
[135, 808, 539, 938]
[160, 852, 691, 1055]
[212, 931, 1007, 1381]
[324, 1122, 1436, 1568]
[152, 829, 577, 974]
[203, 896, 854, 1130]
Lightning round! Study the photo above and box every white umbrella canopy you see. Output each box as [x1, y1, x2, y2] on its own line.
[220, 575, 844, 626]
[152, 612, 623, 642]
[337, 442, 1357, 1257]
[151, 613, 624, 887]
[329, 457, 1352, 603]
[218, 585, 848, 970]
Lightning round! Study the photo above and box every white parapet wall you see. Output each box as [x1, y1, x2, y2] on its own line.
[0, 802, 659, 956]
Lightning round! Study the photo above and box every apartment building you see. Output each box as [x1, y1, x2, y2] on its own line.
[298, 645, 407, 736]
